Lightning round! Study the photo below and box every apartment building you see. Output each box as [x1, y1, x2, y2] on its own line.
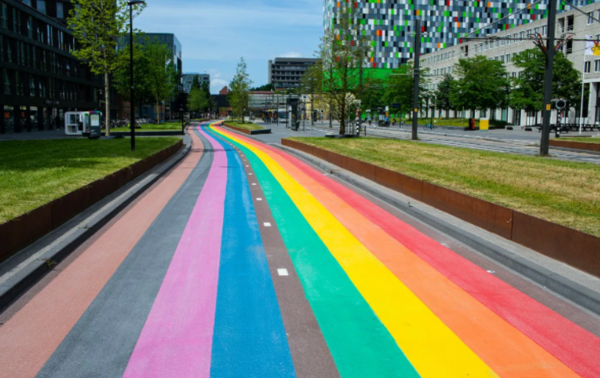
[416, 1, 600, 126]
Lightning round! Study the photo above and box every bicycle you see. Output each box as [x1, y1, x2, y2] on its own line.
[422, 123, 434, 131]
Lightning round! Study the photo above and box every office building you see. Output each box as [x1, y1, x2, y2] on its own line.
[268, 57, 318, 89]
[182, 73, 209, 93]
[0, 0, 106, 134]
[324, 0, 599, 69]
[416, 1, 600, 126]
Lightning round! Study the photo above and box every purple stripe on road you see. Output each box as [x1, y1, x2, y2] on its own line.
[122, 125, 228, 378]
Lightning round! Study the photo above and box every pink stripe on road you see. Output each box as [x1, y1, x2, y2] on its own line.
[123, 126, 228, 378]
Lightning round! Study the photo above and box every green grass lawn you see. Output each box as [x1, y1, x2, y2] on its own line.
[0, 137, 181, 224]
[289, 137, 600, 237]
[112, 121, 185, 132]
[223, 121, 264, 131]
[561, 137, 600, 144]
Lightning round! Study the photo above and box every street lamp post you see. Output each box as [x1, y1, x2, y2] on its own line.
[180, 107, 185, 135]
[128, 0, 145, 152]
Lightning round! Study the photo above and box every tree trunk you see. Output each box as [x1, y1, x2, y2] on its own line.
[156, 101, 161, 124]
[105, 71, 110, 137]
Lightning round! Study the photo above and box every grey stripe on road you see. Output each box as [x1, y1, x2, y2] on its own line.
[35, 131, 214, 378]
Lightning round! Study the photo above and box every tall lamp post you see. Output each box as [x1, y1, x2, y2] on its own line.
[128, 0, 146, 152]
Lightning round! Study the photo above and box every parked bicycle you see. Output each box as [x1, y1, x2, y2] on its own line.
[422, 122, 434, 131]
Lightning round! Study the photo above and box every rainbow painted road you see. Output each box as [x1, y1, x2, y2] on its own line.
[0, 122, 599, 378]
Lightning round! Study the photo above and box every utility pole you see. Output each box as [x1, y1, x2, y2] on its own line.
[540, 0, 557, 156]
[412, 19, 422, 141]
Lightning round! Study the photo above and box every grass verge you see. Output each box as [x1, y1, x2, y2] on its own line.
[224, 121, 264, 131]
[289, 137, 600, 237]
[0, 137, 181, 223]
[112, 121, 185, 132]
[560, 137, 600, 145]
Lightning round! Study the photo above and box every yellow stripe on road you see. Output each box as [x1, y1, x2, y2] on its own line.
[211, 126, 499, 378]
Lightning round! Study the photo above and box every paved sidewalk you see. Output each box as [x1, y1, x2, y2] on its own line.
[0, 129, 83, 141]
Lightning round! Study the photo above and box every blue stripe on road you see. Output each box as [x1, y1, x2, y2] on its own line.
[205, 126, 296, 378]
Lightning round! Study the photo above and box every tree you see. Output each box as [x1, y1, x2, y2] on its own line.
[510, 48, 583, 116]
[435, 73, 456, 118]
[382, 63, 430, 119]
[319, 5, 370, 135]
[145, 40, 178, 124]
[228, 57, 253, 122]
[113, 34, 152, 115]
[301, 60, 325, 123]
[190, 75, 201, 92]
[451, 56, 509, 118]
[68, 0, 145, 135]
[201, 81, 212, 111]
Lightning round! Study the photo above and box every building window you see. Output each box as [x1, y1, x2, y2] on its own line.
[506, 54, 511, 63]
[507, 36, 511, 45]
[56, 2, 64, 18]
[495, 40, 499, 48]
[595, 60, 600, 73]
[37, 0, 46, 14]
[520, 31, 525, 41]
[12, 8, 20, 33]
[26, 16, 32, 38]
[542, 25, 547, 36]
[15, 71, 21, 95]
[588, 12, 593, 25]
[501, 38, 505, 46]
[3, 69, 9, 94]
[585, 61, 591, 73]
[513, 33, 518, 43]
[5, 38, 11, 63]
[30, 76, 35, 97]
[22, 0, 31, 6]
[475, 44, 478, 54]
[1, 3, 7, 29]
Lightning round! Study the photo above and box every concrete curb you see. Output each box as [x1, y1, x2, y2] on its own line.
[0, 137, 192, 312]
[276, 144, 600, 316]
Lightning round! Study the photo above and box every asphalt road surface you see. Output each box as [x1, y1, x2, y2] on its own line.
[0, 122, 599, 377]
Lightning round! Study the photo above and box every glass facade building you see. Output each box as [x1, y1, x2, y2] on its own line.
[324, 0, 600, 68]
[0, 0, 105, 134]
[182, 73, 209, 94]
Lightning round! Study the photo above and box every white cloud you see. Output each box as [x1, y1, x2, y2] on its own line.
[280, 52, 303, 58]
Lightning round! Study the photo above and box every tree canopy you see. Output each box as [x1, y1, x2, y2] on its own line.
[510, 48, 583, 113]
[145, 40, 178, 124]
[68, 0, 145, 134]
[451, 55, 509, 116]
[228, 57, 253, 122]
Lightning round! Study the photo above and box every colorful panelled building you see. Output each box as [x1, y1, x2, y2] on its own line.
[324, 0, 600, 69]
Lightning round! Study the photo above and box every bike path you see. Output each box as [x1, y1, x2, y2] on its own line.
[0, 121, 598, 377]
[208, 124, 600, 377]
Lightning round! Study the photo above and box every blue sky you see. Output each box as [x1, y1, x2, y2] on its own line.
[136, 0, 323, 94]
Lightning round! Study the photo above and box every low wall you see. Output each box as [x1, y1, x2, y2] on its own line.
[0, 140, 183, 263]
[550, 139, 600, 152]
[282, 138, 600, 278]
[223, 123, 271, 135]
